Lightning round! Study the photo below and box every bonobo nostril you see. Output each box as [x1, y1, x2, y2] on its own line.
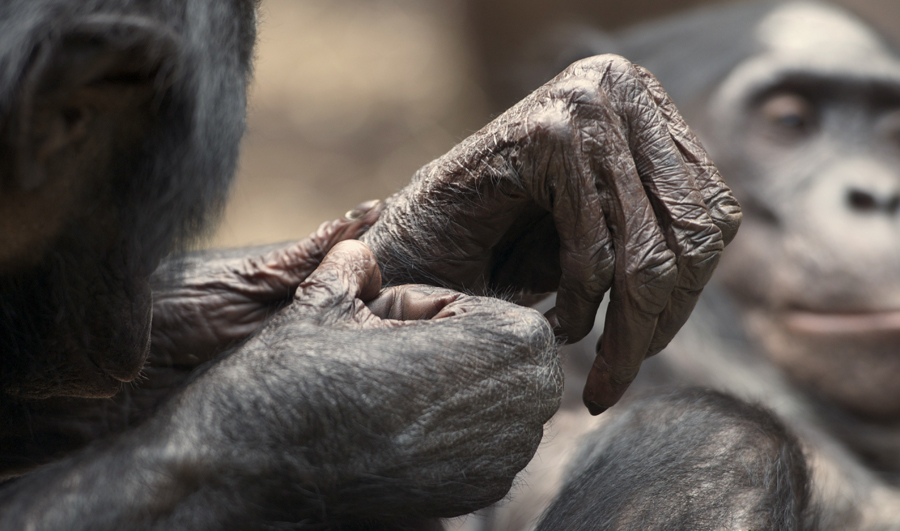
[888, 195, 900, 215]
[848, 189, 878, 211]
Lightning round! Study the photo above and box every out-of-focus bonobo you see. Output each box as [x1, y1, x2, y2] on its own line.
[467, 2, 900, 529]
[0, 0, 738, 529]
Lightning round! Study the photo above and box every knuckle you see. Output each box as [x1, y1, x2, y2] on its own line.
[329, 239, 373, 261]
[712, 199, 743, 246]
[454, 301, 562, 405]
[567, 53, 634, 77]
[545, 55, 634, 116]
[682, 223, 725, 262]
[490, 305, 558, 361]
[526, 99, 575, 145]
[296, 276, 346, 307]
[673, 223, 725, 288]
[510, 307, 556, 353]
[611, 365, 641, 387]
[549, 77, 603, 109]
[625, 249, 678, 315]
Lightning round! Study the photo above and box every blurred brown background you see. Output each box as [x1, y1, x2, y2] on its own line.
[209, 0, 900, 248]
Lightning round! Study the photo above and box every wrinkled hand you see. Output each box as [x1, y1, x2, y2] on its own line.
[177, 240, 562, 520]
[149, 200, 383, 366]
[360, 55, 741, 414]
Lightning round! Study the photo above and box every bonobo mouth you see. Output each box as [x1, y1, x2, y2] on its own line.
[784, 309, 900, 335]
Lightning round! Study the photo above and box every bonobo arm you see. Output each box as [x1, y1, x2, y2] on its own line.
[0, 203, 384, 478]
[150, 199, 384, 366]
[360, 56, 741, 414]
[0, 242, 562, 529]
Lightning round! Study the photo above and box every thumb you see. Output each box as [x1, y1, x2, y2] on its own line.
[292, 240, 383, 319]
[239, 200, 384, 298]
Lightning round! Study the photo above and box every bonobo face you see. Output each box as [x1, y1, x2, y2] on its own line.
[706, 3, 900, 419]
[0, 0, 258, 398]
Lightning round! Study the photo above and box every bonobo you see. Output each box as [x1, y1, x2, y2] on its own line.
[470, 1, 900, 529]
[0, 0, 738, 529]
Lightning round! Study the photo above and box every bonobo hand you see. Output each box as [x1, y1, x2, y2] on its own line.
[360, 55, 742, 414]
[172, 240, 562, 522]
[0, 241, 561, 528]
[149, 200, 383, 366]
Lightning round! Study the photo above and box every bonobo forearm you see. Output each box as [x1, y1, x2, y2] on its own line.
[0, 336, 334, 530]
[201, 309, 561, 521]
[0, 301, 561, 528]
[0, 421, 226, 530]
[151, 205, 382, 366]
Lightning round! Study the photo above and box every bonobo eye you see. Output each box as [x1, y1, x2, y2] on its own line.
[877, 109, 900, 147]
[756, 92, 817, 139]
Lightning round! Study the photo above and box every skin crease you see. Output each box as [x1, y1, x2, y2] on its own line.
[452, 2, 900, 529]
[0, 0, 740, 528]
[149, 200, 386, 366]
[359, 56, 740, 414]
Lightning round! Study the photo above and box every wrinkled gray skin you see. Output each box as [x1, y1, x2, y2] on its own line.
[0, 0, 739, 529]
[467, 2, 900, 529]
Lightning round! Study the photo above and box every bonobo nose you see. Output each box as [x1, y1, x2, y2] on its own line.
[846, 187, 900, 215]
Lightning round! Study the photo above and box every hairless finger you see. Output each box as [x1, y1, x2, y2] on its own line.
[255, 200, 384, 292]
[292, 240, 383, 322]
[522, 89, 617, 344]
[635, 66, 742, 246]
[612, 66, 725, 358]
[365, 285, 462, 321]
[555, 59, 679, 414]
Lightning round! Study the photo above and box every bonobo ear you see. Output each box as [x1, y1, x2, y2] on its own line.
[8, 15, 179, 191]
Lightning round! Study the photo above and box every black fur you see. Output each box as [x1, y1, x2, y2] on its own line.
[537, 389, 815, 530]
[0, 0, 255, 398]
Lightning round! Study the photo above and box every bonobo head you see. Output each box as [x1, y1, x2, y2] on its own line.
[550, 1, 900, 419]
[0, 0, 258, 399]
[698, 3, 900, 420]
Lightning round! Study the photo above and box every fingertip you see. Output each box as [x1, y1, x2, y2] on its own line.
[344, 199, 383, 221]
[304, 240, 383, 302]
[582, 350, 633, 415]
[301, 200, 385, 258]
[585, 401, 608, 416]
[268, 202, 384, 280]
[554, 285, 606, 344]
[553, 305, 593, 344]
[712, 200, 743, 247]
[543, 307, 565, 341]
[329, 240, 382, 302]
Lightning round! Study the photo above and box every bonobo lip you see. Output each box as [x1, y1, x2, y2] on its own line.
[73, 355, 124, 398]
[87, 346, 148, 384]
[784, 309, 900, 335]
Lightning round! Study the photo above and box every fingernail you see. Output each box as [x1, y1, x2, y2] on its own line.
[586, 401, 607, 416]
[543, 308, 567, 341]
[583, 348, 631, 415]
[345, 199, 382, 220]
